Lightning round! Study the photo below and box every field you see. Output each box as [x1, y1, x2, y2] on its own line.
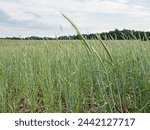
[0, 39, 150, 113]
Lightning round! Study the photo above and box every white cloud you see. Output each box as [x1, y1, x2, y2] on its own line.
[0, 0, 150, 37]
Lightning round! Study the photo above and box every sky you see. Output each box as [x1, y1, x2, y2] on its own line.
[0, 0, 150, 37]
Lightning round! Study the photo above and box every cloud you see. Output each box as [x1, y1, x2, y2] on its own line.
[0, 0, 150, 37]
[24, 12, 41, 19]
[0, 9, 10, 22]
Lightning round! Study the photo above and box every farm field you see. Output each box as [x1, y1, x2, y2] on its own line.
[0, 39, 150, 113]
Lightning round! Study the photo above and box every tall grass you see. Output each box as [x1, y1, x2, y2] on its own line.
[0, 39, 150, 112]
[62, 14, 121, 112]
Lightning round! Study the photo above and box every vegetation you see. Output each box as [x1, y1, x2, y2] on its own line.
[0, 39, 150, 113]
[0, 15, 150, 113]
[1, 29, 150, 40]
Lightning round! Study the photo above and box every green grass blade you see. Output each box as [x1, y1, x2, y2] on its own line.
[61, 13, 93, 53]
[96, 34, 114, 63]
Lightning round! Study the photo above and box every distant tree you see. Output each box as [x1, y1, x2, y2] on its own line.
[1, 29, 150, 40]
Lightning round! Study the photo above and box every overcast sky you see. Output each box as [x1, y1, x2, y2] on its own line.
[0, 0, 150, 37]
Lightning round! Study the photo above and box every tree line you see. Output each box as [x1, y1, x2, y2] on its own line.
[1, 29, 150, 40]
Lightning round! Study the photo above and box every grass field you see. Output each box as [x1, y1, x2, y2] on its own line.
[0, 39, 150, 112]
